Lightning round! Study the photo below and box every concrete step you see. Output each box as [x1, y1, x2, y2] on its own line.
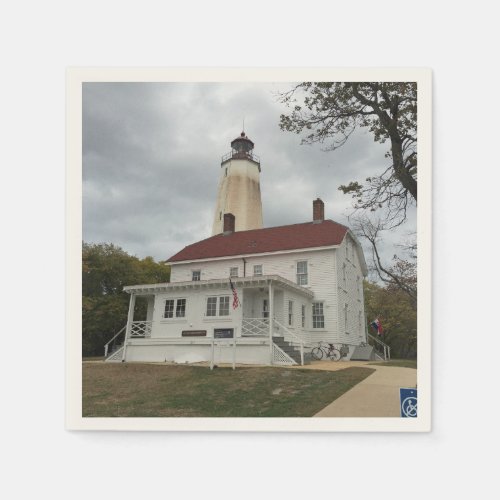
[350, 345, 376, 361]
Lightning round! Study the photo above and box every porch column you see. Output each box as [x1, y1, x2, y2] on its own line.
[269, 281, 274, 365]
[121, 292, 136, 362]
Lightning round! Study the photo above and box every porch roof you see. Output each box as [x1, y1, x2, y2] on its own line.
[123, 274, 314, 298]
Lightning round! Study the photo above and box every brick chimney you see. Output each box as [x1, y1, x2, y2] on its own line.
[313, 198, 324, 223]
[223, 213, 235, 234]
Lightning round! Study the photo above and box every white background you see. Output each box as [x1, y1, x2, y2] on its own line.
[1, 1, 499, 499]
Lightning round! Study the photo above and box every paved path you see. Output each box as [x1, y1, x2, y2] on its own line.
[299, 361, 417, 417]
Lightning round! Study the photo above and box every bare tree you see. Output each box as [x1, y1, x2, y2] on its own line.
[352, 215, 417, 307]
[279, 82, 417, 227]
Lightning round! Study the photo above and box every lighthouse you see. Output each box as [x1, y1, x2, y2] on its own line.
[211, 132, 263, 235]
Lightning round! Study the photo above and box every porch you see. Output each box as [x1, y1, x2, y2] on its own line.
[105, 275, 314, 366]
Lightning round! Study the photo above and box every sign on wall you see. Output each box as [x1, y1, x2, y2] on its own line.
[181, 330, 207, 337]
[214, 328, 234, 339]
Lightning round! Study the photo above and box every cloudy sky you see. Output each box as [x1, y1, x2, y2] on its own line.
[83, 82, 416, 267]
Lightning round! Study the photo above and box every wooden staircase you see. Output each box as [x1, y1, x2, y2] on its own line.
[105, 345, 124, 362]
[104, 325, 126, 362]
[273, 336, 311, 365]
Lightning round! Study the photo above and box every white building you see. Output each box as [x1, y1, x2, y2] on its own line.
[105, 134, 376, 366]
[107, 199, 371, 365]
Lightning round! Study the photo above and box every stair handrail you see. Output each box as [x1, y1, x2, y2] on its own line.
[273, 319, 306, 365]
[367, 332, 391, 360]
[104, 325, 126, 358]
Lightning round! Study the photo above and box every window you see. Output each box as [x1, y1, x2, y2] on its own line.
[342, 263, 347, 287]
[357, 276, 361, 298]
[345, 240, 349, 259]
[230, 267, 238, 278]
[219, 211, 222, 220]
[301, 305, 306, 328]
[192, 270, 201, 281]
[206, 296, 230, 317]
[253, 264, 262, 276]
[288, 301, 293, 326]
[164, 299, 174, 318]
[225, 167, 228, 177]
[344, 304, 348, 333]
[296, 261, 308, 285]
[358, 311, 363, 335]
[176, 299, 186, 318]
[163, 298, 186, 319]
[219, 296, 230, 316]
[312, 302, 324, 329]
[206, 297, 217, 317]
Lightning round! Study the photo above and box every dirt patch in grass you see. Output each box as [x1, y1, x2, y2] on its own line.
[367, 359, 417, 369]
[82, 363, 375, 417]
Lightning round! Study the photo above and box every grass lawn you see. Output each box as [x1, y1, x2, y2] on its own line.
[82, 363, 375, 417]
[367, 359, 417, 369]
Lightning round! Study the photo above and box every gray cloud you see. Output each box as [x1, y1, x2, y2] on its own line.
[83, 82, 416, 268]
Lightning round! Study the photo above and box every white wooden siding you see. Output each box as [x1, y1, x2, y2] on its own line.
[170, 248, 342, 343]
[336, 234, 366, 344]
[166, 236, 366, 346]
[150, 287, 244, 339]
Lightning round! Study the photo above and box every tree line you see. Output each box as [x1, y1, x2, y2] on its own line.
[82, 243, 170, 356]
[364, 281, 417, 359]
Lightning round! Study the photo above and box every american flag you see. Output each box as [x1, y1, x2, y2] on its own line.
[370, 318, 383, 336]
[229, 278, 240, 309]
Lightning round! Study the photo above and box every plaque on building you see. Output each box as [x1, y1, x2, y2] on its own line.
[213, 328, 234, 339]
[181, 330, 207, 337]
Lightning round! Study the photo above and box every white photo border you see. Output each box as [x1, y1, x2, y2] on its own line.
[67, 67, 432, 432]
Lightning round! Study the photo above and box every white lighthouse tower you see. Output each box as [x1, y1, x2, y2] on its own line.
[211, 132, 263, 235]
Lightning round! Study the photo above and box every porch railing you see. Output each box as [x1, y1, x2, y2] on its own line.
[367, 332, 391, 360]
[241, 317, 269, 337]
[130, 320, 153, 338]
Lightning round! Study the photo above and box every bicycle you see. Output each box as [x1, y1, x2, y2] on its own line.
[311, 342, 342, 361]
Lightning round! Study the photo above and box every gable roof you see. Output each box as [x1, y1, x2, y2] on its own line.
[168, 219, 349, 263]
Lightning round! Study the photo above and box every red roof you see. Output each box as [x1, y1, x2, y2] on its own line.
[168, 220, 348, 262]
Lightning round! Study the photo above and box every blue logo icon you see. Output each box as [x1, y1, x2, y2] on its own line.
[400, 388, 417, 418]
